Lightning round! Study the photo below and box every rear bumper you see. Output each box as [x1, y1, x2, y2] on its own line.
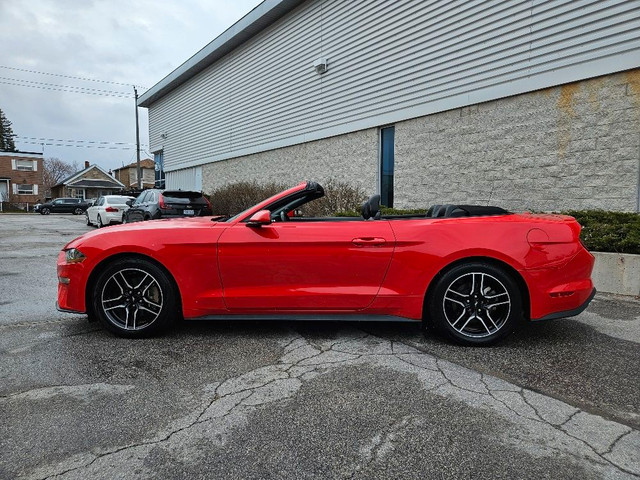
[531, 287, 596, 321]
[525, 245, 596, 321]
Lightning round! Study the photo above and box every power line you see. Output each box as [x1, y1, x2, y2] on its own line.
[0, 65, 147, 89]
[17, 140, 142, 150]
[16, 135, 148, 147]
[0, 80, 133, 98]
[0, 76, 132, 96]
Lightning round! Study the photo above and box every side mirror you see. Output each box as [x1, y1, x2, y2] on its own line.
[247, 210, 272, 227]
[126, 200, 133, 207]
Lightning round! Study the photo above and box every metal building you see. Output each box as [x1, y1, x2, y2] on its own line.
[139, 0, 640, 212]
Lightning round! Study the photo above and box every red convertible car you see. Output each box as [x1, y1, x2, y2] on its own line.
[57, 181, 595, 346]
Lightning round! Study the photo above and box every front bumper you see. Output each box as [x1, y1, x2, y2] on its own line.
[532, 287, 596, 321]
[55, 301, 84, 314]
[57, 250, 88, 313]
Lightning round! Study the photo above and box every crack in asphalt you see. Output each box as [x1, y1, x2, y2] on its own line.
[27, 328, 640, 479]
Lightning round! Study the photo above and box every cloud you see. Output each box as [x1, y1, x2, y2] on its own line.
[0, 0, 261, 170]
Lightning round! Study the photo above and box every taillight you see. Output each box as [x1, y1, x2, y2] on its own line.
[159, 194, 168, 209]
[204, 196, 212, 210]
[105, 207, 118, 212]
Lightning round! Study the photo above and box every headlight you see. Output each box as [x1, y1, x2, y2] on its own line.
[65, 248, 86, 264]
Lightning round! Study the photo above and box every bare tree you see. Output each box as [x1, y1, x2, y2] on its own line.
[43, 157, 75, 196]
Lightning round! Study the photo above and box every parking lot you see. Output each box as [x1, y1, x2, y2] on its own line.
[1, 214, 639, 479]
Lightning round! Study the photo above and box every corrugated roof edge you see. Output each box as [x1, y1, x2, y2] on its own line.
[138, 0, 307, 108]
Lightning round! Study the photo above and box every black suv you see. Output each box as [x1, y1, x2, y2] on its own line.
[123, 189, 212, 223]
[36, 198, 91, 215]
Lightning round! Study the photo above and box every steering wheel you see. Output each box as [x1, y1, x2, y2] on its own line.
[279, 211, 290, 222]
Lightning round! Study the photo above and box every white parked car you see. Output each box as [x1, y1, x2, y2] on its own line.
[85, 195, 135, 228]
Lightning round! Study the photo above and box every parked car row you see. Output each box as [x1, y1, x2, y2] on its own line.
[35, 189, 212, 226]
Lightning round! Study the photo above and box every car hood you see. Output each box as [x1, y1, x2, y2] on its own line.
[63, 216, 224, 249]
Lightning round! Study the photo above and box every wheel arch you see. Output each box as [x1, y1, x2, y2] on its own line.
[422, 256, 530, 325]
[85, 252, 183, 320]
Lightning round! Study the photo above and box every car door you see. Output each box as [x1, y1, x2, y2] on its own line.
[51, 199, 64, 213]
[89, 197, 103, 223]
[62, 199, 76, 213]
[217, 219, 396, 311]
[127, 191, 148, 222]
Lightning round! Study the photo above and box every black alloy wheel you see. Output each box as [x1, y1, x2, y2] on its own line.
[427, 261, 522, 346]
[92, 257, 176, 337]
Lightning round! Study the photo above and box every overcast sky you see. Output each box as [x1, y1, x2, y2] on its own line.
[0, 0, 262, 171]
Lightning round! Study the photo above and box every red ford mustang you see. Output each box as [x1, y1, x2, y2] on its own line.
[57, 181, 595, 346]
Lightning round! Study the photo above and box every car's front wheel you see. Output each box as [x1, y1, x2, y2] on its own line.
[85, 213, 91, 226]
[96, 214, 103, 228]
[92, 258, 177, 338]
[73, 207, 84, 215]
[427, 262, 522, 346]
[41, 207, 50, 215]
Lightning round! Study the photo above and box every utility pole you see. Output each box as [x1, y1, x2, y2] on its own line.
[134, 86, 142, 190]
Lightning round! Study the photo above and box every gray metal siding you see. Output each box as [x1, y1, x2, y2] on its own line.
[165, 166, 203, 191]
[148, 0, 640, 173]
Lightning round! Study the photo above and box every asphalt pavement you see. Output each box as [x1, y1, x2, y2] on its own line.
[0, 214, 639, 479]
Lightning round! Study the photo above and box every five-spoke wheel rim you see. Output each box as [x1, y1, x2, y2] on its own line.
[100, 268, 164, 331]
[442, 272, 511, 338]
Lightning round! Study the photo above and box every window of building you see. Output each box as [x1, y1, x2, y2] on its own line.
[17, 184, 34, 194]
[154, 150, 165, 188]
[73, 189, 85, 200]
[15, 159, 35, 171]
[380, 126, 395, 208]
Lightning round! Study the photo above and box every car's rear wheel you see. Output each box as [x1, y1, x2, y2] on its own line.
[41, 207, 50, 215]
[73, 207, 83, 215]
[85, 213, 91, 226]
[92, 258, 176, 338]
[427, 262, 522, 346]
[97, 214, 103, 228]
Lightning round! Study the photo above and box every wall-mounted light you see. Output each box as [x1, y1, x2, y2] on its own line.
[313, 58, 328, 75]
[160, 132, 168, 140]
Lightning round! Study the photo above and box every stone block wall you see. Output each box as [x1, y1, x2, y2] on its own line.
[396, 70, 640, 212]
[202, 128, 379, 195]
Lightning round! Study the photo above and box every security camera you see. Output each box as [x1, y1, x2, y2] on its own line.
[313, 58, 328, 74]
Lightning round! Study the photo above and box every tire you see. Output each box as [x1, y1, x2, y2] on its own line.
[86, 213, 91, 226]
[73, 207, 84, 215]
[91, 257, 177, 338]
[427, 262, 522, 346]
[97, 214, 103, 228]
[41, 207, 50, 215]
[122, 214, 127, 224]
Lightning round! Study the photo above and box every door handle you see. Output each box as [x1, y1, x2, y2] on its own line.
[352, 237, 386, 247]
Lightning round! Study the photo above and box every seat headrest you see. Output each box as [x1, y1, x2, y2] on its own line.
[362, 194, 381, 220]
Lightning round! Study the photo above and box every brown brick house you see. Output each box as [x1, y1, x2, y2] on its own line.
[51, 161, 125, 200]
[113, 159, 155, 189]
[0, 150, 44, 204]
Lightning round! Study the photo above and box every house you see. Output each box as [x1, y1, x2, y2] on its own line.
[0, 150, 44, 204]
[112, 159, 156, 189]
[139, 0, 640, 213]
[51, 161, 124, 200]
